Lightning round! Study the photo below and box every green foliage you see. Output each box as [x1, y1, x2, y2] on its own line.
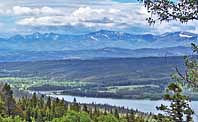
[52, 111, 92, 122]
[183, 52, 198, 88]
[143, 0, 198, 24]
[0, 116, 25, 122]
[97, 114, 119, 122]
[156, 82, 194, 122]
[0, 94, 5, 115]
[171, 43, 198, 89]
[0, 84, 150, 122]
[153, 43, 198, 121]
[0, 56, 186, 100]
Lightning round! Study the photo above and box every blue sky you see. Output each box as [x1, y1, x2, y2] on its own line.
[0, 0, 197, 36]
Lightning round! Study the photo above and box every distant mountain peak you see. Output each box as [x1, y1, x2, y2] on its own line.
[160, 31, 197, 39]
[91, 30, 125, 35]
[179, 32, 197, 38]
[179, 33, 192, 38]
[32, 32, 42, 38]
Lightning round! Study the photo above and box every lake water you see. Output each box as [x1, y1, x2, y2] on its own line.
[49, 94, 198, 121]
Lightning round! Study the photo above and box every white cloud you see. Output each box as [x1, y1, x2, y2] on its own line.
[13, 6, 33, 15]
[0, 6, 64, 16]
[0, 0, 198, 34]
[17, 16, 73, 26]
[16, 5, 146, 29]
[150, 20, 198, 34]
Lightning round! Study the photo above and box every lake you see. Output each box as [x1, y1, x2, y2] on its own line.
[49, 94, 198, 121]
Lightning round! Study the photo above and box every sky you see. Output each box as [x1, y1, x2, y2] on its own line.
[0, 0, 197, 36]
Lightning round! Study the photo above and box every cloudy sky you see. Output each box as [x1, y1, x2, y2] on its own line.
[0, 0, 197, 36]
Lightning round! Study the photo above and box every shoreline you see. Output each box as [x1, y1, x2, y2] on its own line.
[29, 90, 198, 101]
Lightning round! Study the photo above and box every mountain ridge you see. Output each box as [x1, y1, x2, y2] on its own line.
[0, 30, 196, 62]
[0, 30, 196, 51]
[0, 46, 194, 62]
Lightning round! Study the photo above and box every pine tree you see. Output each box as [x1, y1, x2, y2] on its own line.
[83, 104, 89, 113]
[39, 95, 44, 108]
[46, 96, 51, 109]
[0, 93, 5, 115]
[25, 107, 32, 122]
[2, 83, 16, 116]
[31, 93, 37, 108]
[114, 109, 119, 119]
[156, 83, 194, 122]
[126, 111, 129, 122]
[73, 97, 77, 103]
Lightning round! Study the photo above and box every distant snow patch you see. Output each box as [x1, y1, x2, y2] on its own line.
[179, 33, 193, 38]
[90, 36, 98, 41]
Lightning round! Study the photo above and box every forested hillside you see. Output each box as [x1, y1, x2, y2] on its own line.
[1, 56, 197, 100]
[0, 83, 155, 122]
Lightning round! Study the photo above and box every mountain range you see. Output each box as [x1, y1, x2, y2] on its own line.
[0, 30, 197, 61]
[0, 30, 197, 51]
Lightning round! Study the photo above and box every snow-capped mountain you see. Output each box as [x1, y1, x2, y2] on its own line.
[0, 30, 197, 51]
